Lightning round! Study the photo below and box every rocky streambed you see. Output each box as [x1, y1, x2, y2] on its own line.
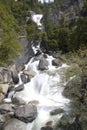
[0, 49, 87, 130]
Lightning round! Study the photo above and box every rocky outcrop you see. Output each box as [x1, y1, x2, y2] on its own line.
[38, 58, 48, 70]
[14, 104, 37, 123]
[44, 0, 84, 26]
[10, 65, 19, 84]
[15, 37, 34, 71]
[2, 118, 27, 130]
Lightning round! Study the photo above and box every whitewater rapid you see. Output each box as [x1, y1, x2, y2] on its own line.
[11, 44, 70, 130]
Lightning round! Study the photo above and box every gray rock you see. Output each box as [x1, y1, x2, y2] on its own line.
[20, 73, 30, 84]
[15, 37, 34, 71]
[50, 108, 64, 115]
[0, 67, 11, 84]
[23, 68, 36, 79]
[15, 104, 37, 123]
[0, 114, 6, 124]
[38, 58, 48, 70]
[52, 59, 62, 67]
[12, 97, 26, 105]
[11, 65, 19, 84]
[41, 126, 53, 130]
[0, 84, 10, 95]
[15, 84, 24, 92]
[2, 118, 27, 130]
[0, 104, 13, 114]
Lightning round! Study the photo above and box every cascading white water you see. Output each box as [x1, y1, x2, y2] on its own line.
[12, 44, 70, 130]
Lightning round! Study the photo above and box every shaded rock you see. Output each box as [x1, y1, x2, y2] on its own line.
[50, 108, 64, 115]
[23, 68, 36, 79]
[2, 118, 27, 130]
[38, 58, 48, 70]
[0, 67, 11, 84]
[15, 104, 37, 123]
[20, 73, 30, 84]
[41, 126, 53, 130]
[52, 59, 62, 67]
[45, 121, 53, 126]
[12, 97, 26, 105]
[11, 65, 19, 84]
[15, 37, 34, 71]
[15, 84, 24, 92]
[0, 104, 13, 114]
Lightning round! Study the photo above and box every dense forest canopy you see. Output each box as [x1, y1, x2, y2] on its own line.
[0, 0, 87, 65]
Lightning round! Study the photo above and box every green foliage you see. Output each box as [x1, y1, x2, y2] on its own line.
[0, 4, 22, 65]
[26, 19, 41, 43]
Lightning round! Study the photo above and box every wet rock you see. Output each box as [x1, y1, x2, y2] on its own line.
[20, 73, 30, 84]
[50, 108, 64, 115]
[15, 104, 37, 123]
[28, 100, 39, 105]
[38, 58, 48, 70]
[12, 97, 26, 105]
[2, 118, 27, 130]
[0, 104, 13, 114]
[15, 84, 24, 92]
[52, 59, 62, 67]
[23, 68, 36, 79]
[41, 126, 53, 130]
[11, 65, 19, 84]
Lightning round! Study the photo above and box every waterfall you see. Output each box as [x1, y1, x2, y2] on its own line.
[11, 43, 70, 130]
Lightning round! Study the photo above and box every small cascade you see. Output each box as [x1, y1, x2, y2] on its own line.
[10, 43, 70, 130]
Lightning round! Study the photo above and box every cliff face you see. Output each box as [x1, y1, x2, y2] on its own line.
[46, 0, 85, 25]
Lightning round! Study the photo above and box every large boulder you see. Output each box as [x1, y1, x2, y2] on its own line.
[15, 104, 37, 123]
[11, 65, 19, 84]
[52, 58, 62, 67]
[2, 118, 27, 130]
[38, 58, 48, 70]
[0, 104, 13, 114]
[23, 68, 36, 79]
